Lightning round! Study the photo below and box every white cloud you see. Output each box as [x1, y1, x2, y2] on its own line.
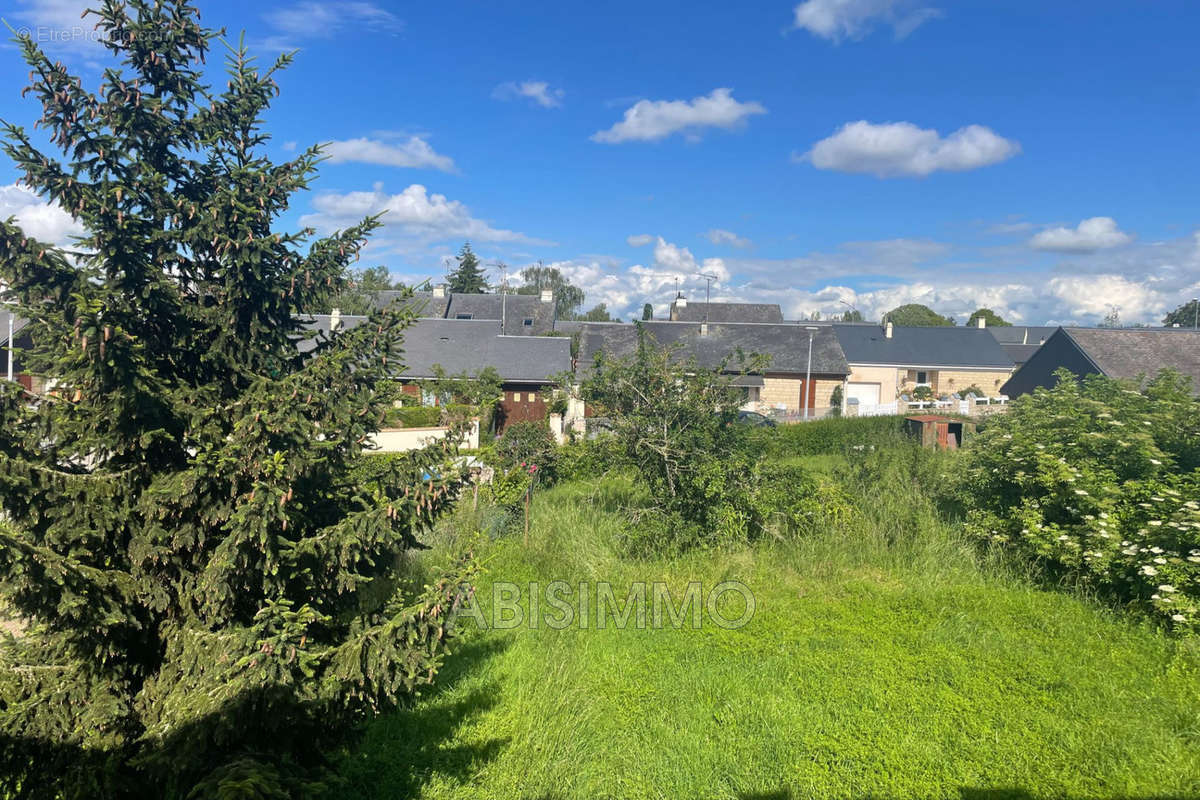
[538, 237, 732, 317]
[801, 121, 1020, 178]
[792, 0, 941, 42]
[592, 88, 767, 144]
[1045, 275, 1162, 320]
[626, 234, 654, 247]
[324, 136, 456, 172]
[300, 183, 550, 245]
[985, 219, 1036, 235]
[259, 2, 402, 49]
[705, 229, 752, 248]
[652, 237, 730, 282]
[492, 81, 564, 109]
[0, 182, 86, 246]
[542, 228, 1200, 325]
[1029, 217, 1133, 253]
[10, 0, 108, 58]
[282, 141, 298, 152]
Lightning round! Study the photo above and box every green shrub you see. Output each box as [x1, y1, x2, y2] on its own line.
[487, 463, 534, 509]
[579, 330, 771, 552]
[952, 369, 1200, 633]
[556, 436, 628, 483]
[828, 385, 844, 417]
[496, 420, 559, 482]
[956, 384, 985, 399]
[384, 405, 441, 428]
[911, 385, 934, 401]
[754, 415, 907, 457]
[754, 463, 855, 537]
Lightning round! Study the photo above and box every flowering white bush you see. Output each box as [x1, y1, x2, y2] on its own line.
[954, 369, 1200, 633]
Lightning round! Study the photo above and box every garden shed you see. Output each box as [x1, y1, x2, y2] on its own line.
[904, 415, 975, 450]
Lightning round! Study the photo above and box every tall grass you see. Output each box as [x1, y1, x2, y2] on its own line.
[332, 433, 1200, 800]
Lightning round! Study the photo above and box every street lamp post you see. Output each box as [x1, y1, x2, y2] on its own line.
[1193, 297, 1198, 330]
[5, 310, 12, 383]
[803, 325, 820, 421]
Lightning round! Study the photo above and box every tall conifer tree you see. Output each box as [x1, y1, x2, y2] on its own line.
[445, 241, 487, 293]
[0, 2, 474, 795]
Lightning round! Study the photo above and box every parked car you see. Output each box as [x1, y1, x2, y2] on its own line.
[735, 410, 777, 428]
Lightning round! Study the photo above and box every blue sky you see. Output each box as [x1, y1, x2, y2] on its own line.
[2, 0, 1199, 324]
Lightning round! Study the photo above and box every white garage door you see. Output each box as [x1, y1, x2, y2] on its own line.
[846, 382, 881, 406]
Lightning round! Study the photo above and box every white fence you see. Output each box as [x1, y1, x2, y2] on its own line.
[847, 396, 1009, 418]
[850, 401, 899, 418]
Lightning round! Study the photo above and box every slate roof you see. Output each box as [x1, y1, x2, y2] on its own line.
[296, 315, 569, 382]
[1064, 327, 1200, 386]
[576, 321, 849, 376]
[368, 290, 556, 335]
[987, 325, 1059, 345]
[444, 293, 556, 335]
[669, 300, 784, 324]
[371, 291, 450, 319]
[1001, 343, 1044, 366]
[832, 324, 1014, 369]
[0, 312, 29, 348]
[397, 319, 570, 382]
[295, 313, 369, 354]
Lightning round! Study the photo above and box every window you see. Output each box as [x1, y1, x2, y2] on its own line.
[916, 370, 929, 385]
[523, 318, 533, 327]
[455, 313, 473, 320]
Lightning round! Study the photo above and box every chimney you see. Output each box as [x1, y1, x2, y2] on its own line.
[976, 317, 986, 329]
[540, 288, 553, 304]
[885, 321, 894, 339]
[432, 283, 446, 298]
[676, 296, 687, 308]
[330, 307, 342, 332]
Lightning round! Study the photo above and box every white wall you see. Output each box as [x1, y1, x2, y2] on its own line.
[367, 420, 480, 452]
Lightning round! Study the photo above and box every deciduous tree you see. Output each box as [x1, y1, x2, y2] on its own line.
[514, 263, 584, 319]
[966, 307, 1011, 327]
[1163, 299, 1200, 329]
[884, 303, 956, 327]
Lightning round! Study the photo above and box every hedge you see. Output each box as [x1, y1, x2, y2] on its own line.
[757, 415, 908, 456]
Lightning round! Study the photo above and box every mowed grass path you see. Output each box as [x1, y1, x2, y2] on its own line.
[333, 475, 1200, 800]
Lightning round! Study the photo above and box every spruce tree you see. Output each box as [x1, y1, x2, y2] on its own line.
[446, 241, 487, 293]
[0, 2, 475, 796]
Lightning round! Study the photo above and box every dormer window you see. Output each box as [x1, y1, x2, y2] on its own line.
[455, 313, 472, 320]
[523, 318, 534, 327]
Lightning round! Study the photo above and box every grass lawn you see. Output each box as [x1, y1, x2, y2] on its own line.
[331, 459, 1200, 800]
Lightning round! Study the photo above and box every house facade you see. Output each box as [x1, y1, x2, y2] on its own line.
[574, 320, 850, 417]
[832, 322, 1015, 407]
[1, 311, 42, 393]
[298, 315, 572, 432]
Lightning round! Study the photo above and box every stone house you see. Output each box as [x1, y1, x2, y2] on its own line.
[574, 320, 850, 416]
[832, 322, 1015, 408]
